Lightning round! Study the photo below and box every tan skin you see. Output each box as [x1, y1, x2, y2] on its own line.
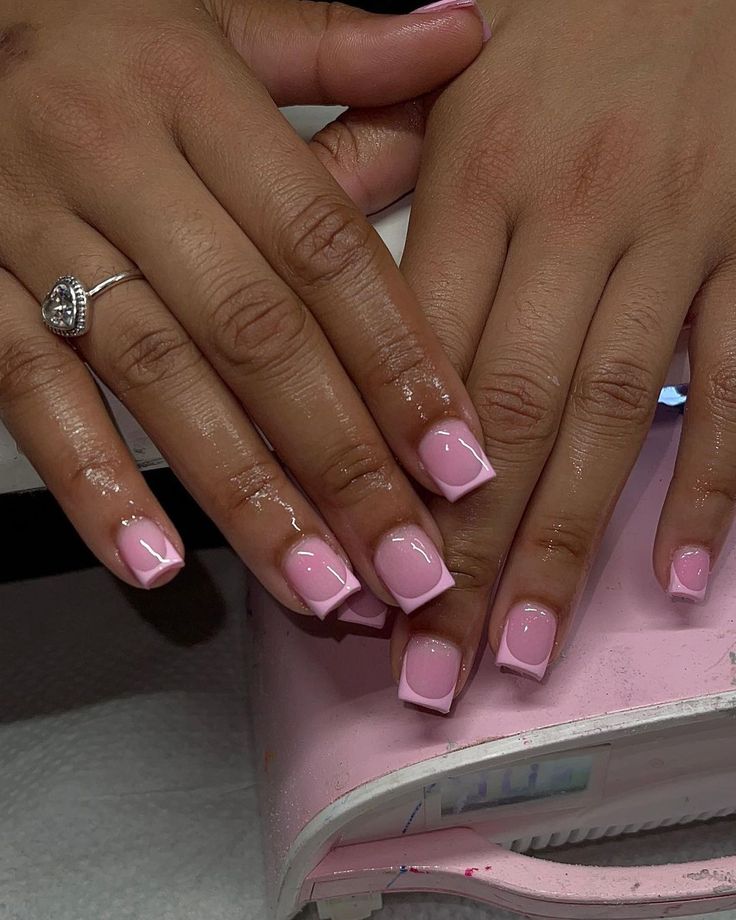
[313, 0, 736, 695]
[0, 0, 488, 604]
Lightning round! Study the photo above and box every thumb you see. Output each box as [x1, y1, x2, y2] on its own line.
[309, 96, 432, 214]
[215, 0, 490, 106]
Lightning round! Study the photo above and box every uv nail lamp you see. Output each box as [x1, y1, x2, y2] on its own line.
[250, 404, 736, 920]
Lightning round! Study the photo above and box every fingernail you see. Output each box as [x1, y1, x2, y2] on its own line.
[283, 536, 360, 619]
[399, 635, 462, 714]
[419, 419, 495, 501]
[374, 525, 455, 614]
[495, 602, 557, 681]
[117, 519, 184, 589]
[411, 0, 492, 42]
[668, 546, 710, 602]
[337, 585, 389, 630]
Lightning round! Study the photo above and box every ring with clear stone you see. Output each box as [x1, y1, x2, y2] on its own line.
[41, 270, 144, 337]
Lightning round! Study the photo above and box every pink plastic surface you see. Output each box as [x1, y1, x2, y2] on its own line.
[250, 411, 736, 912]
[308, 829, 736, 917]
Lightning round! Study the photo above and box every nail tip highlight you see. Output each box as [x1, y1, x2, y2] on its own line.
[400, 568, 456, 615]
[398, 663, 454, 714]
[440, 463, 497, 502]
[131, 538, 184, 589]
[668, 547, 709, 604]
[310, 574, 361, 620]
[495, 652, 548, 682]
[667, 574, 707, 604]
[495, 605, 556, 681]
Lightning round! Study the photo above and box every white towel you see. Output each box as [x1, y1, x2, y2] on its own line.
[1, 549, 734, 920]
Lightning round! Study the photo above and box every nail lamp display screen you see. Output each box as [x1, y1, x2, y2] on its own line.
[439, 754, 595, 817]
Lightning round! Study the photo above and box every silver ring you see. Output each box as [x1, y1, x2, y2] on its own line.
[41, 269, 144, 337]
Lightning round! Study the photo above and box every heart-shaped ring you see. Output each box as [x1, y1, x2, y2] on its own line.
[41, 269, 144, 337]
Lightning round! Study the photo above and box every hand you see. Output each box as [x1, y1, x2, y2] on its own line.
[315, 0, 736, 708]
[0, 0, 494, 617]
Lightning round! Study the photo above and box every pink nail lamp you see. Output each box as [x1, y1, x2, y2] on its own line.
[248, 183, 736, 920]
[250, 402, 736, 920]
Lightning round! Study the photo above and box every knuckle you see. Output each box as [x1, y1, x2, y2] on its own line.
[697, 478, 736, 508]
[317, 441, 394, 510]
[207, 273, 308, 372]
[0, 334, 73, 403]
[571, 358, 655, 430]
[22, 79, 130, 165]
[128, 21, 212, 102]
[446, 534, 501, 590]
[364, 327, 427, 394]
[447, 101, 521, 208]
[523, 517, 591, 568]
[702, 355, 736, 429]
[282, 196, 374, 286]
[109, 322, 202, 395]
[311, 119, 361, 172]
[474, 366, 559, 450]
[212, 460, 282, 520]
[63, 448, 126, 493]
[0, 23, 36, 83]
[561, 112, 643, 211]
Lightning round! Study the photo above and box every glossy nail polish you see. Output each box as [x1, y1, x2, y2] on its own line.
[399, 635, 462, 714]
[411, 0, 492, 42]
[668, 546, 710, 602]
[337, 586, 389, 630]
[283, 537, 360, 619]
[419, 419, 495, 501]
[374, 525, 455, 614]
[117, 519, 184, 589]
[496, 602, 557, 681]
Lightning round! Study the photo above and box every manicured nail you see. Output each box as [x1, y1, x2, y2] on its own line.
[283, 536, 360, 619]
[419, 419, 495, 501]
[411, 0, 492, 42]
[399, 635, 462, 714]
[117, 519, 184, 589]
[337, 585, 389, 630]
[496, 602, 557, 681]
[374, 525, 455, 614]
[668, 546, 710, 602]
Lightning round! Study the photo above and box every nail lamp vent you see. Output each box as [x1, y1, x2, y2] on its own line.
[250, 407, 736, 920]
[508, 806, 736, 853]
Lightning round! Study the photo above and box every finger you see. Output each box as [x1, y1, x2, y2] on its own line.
[398, 91, 514, 376]
[171, 56, 494, 502]
[7, 216, 369, 619]
[391, 219, 616, 712]
[392, 553, 489, 714]
[57, 125, 458, 614]
[0, 271, 184, 590]
[217, 0, 489, 106]
[310, 98, 428, 214]
[654, 261, 736, 602]
[490, 247, 702, 680]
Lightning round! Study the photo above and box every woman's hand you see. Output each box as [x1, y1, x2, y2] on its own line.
[315, 0, 736, 708]
[0, 0, 494, 615]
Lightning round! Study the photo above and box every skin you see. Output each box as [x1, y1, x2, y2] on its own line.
[0, 0, 488, 604]
[312, 0, 736, 693]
